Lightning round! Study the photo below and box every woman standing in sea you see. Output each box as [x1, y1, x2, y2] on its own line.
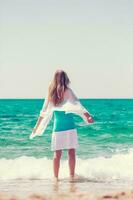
[30, 69, 94, 182]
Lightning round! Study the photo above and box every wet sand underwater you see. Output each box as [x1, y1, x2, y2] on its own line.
[0, 178, 133, 200]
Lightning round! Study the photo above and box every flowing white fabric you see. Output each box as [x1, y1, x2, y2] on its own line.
[29, 87, 91, 139]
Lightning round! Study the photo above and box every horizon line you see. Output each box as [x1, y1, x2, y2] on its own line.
[0, 98, 133, 100]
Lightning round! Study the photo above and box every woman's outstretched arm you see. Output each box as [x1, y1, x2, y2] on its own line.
[68, 88, 94, 123]
[32, 91, 50, 134]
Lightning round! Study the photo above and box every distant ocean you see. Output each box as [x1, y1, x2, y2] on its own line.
[0, 99, 133, 194]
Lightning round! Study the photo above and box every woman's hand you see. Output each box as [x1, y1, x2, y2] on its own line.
[87, 116, 94, 123]
[84, 112, 94, 123]
[30, 127, 38, 139]
[32, 116, 44, 134]
[32, 127, 37, 134]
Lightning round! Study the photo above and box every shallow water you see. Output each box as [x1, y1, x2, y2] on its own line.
[1, 178, 133, 197]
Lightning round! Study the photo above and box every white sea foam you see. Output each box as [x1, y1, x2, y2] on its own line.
[1, 149, 133, 181]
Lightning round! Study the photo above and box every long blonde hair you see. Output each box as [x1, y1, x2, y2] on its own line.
[48, 69, 70, 106]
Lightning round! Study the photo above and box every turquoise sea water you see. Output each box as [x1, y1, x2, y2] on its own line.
[0, 99, 133, 185]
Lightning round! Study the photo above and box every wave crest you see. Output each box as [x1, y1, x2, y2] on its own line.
[1, 149, 133, 181]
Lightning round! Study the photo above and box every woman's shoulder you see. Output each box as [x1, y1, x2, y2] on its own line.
[65, 87, 73, 95]
[64, 87, 76, 100]
[66, 87, 73, 92]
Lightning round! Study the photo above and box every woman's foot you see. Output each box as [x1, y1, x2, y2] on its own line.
[69, 175, 75, 182]
[52, 177, 59, 183]
[69, 174, 83, 182]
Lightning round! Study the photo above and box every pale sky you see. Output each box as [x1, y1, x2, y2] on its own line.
[0, 0, 133, 98]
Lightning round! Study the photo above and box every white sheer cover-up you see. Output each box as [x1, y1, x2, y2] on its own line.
[51, 129, 78, 151]
[29, 87, 91, 139]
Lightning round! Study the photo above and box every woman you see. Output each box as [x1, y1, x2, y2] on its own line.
[30, 69, 94, 182]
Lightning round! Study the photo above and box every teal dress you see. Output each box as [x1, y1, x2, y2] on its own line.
[53, 111, 76, 132]
[51, 110, 78, 151]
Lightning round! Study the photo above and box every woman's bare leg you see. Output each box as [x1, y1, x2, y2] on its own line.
[68, 148, 76, 179]
[53, 150, 62, 180]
